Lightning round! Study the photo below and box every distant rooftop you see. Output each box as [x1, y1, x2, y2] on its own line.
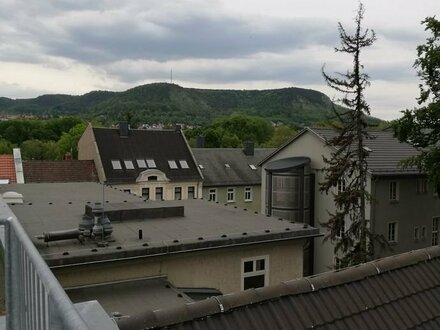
[262, 128, 422, 176]
[192, 148, 275, 186]
[23, 160, 98, 183]
[4, 182, 320, 267]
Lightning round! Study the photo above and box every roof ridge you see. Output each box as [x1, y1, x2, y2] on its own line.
[131, 246, 440, 328]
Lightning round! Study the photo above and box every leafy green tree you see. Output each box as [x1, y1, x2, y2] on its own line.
[0, 139, 13, 154]
[57, 123, 87, 159]
[393, 17, 440, 193]
[21, 139, 59, 160]
[320, 3, 385, 267]
[262, 126, 297, 147]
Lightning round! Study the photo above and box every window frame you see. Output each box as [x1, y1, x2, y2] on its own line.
[188, 186, 196, 199]
[124, 160, 135, 170]
[432, 217, 439, 246]
[244, 187, 252, 202]
[387, 221, 398, 243]
[417, 178, 428, 194]
[142, 187, 150, 200]
[227, 187, 235, 202]
[179, 160, 189, 169]
[137, 159, 147, 168]
[168, 160, 178, 169]
[155, 187, 163, 201]
[111, 160, 122, 170]
[241, 255, 269, 291]
[389, 181, 399, 201]
[174, 186, 182, 200]
[146, 159, 157, 168]
[208, 188, 217, 202]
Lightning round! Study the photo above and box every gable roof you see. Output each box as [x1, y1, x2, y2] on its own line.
[92, 127, 202, 184]
[0, 154, 16, 183]
[261, 127, 421, 176]
[117, 246, 440, 329]
[23, 160, 98, 183]
[192, 148, 275, 186]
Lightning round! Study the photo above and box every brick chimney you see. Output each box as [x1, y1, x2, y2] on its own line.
[118, 121, 129, 137]
[243, 141, 254, 156]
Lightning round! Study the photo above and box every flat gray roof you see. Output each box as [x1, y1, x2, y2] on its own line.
[3, 182, 320, 267]
[66, 277, 193, 317]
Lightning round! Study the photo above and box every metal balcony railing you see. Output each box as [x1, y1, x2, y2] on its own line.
[0, 199, 93, 330]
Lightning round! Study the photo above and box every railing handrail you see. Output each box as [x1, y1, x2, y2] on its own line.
[0, 199, 90, 329]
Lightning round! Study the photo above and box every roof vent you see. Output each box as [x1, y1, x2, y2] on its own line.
[2, 191, 24, 204]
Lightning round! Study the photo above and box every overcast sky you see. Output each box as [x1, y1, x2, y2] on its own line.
[0, 0, 438, 120]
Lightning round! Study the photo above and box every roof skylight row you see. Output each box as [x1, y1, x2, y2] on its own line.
[111, 159, 190, 170]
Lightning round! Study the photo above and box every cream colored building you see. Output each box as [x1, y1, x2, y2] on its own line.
[78, 123, 203, 201]
[260, 128, 440, 274]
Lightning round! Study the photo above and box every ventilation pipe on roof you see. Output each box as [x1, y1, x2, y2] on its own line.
[243, 141, 254, 156]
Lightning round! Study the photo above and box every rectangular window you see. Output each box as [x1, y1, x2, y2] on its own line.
[336, 220, 345, 239]
[174, 187, 182, 200]
[111, 160, 122, 170]
[155, 187, 163, 201]
[334, 256, 342, 270]
[188, 186, 195, 199]
[244, 187, 252, 202]
[432, 217, 439, 246]
[227, 187, 235, 202]
[389, 181, 398, 201]
[137, 159, 147, 168]
[388, 222, 398, 242]
[168, 160, 178, 169]
[124, 160, 134, 169]
[417, 178, 428, 194]
[337, 178, 346, 194]
[179, 160, 189, 169]
[241, 256, 269, 290]
[414, 226, 420, 241]
[142, 187, 150, 200]
[422, 226, 427, 240]
[249, 164, 257, 170]
[208, 188, 217, 202]
[146, 159, 157, 168]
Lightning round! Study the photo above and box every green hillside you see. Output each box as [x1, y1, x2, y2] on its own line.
[0, 83, 353, 127]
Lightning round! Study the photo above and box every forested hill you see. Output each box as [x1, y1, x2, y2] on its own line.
[0, 83, 339, 127]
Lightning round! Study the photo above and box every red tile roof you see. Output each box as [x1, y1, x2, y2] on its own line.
[23, 160, 98, 183]
[0, 155, 16, 183]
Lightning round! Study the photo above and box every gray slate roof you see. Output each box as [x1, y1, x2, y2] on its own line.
[262, 128, 421, 176]
[117, 246, 440, 330]
[192, 148, 275, 186]
[93, 127, 202, 184]
[4, 182, 320, 267]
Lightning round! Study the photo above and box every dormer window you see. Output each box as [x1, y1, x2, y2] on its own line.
[179, 160, 189, 169]
[168, 160, 178, 169]
[146, 159, 157, 168]
[124, 160, 134, 169]
[111, 160, 122, 170]
[137, 159, 147, 168]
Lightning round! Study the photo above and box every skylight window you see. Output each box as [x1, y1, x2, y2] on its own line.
[111, 160, 122, 170]
[168, 160, 178, 169]
[137, 159, 147, 168]
[179, 160, 189, 169]
[199, 164, 204, 169]
[363, 146, 372, 152]
[225, 164, 231, 168]
[146, 159, 157, 168]
[249, 164, 257, 170]
[124, 160, 134, 169]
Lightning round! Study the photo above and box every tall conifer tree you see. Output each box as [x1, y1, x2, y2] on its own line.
[320, 3, 384, 267]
